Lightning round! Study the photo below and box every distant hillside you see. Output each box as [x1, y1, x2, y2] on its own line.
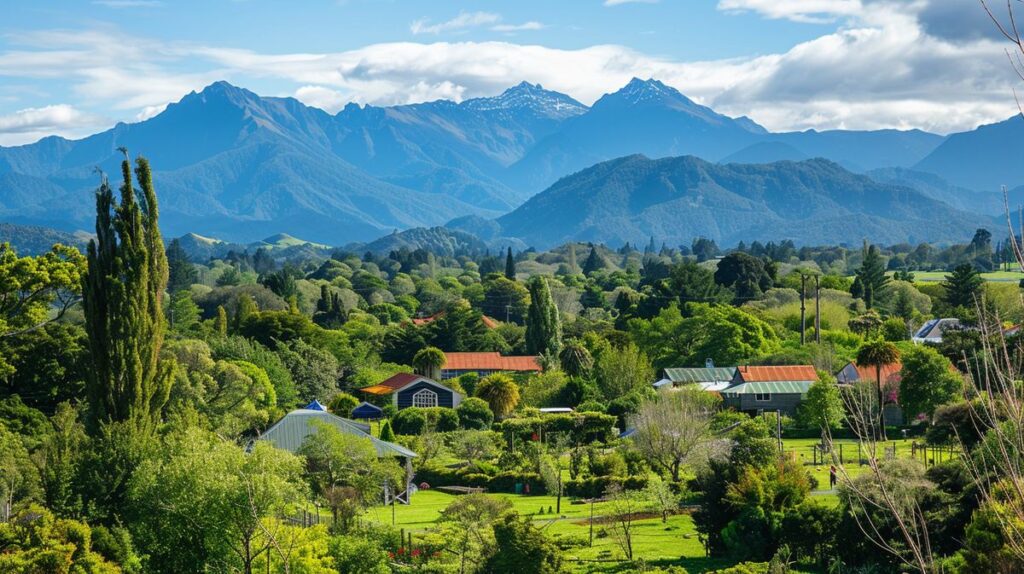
[914, 115, 1024, 191]
[175, 232, 333, 262]
[865, 167, 1008, 215]
[355, 226, 490, 257]
[497, 155, 993, 248]
[0, 222, 90, 255]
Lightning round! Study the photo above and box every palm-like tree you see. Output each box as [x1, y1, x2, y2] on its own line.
[413, 346, 446, 381]
[856, 340, 901, 441]
[474, 374, 521, 419]
[558, 339, 593, 378]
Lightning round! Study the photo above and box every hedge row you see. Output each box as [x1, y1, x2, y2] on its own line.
[563, 475, 648, 498]
[413, 465, 546, 494]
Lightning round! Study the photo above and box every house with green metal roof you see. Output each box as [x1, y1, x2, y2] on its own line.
[656, 366, 738, 392]
[721, 365, 818, 415]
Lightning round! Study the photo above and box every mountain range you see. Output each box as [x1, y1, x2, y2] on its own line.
[0, 78, 1020, 247]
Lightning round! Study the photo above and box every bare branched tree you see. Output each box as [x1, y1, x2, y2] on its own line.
[828, 383, 936, 573]
[628, 387, 721, 482]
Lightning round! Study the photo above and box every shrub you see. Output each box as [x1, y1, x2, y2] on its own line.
[392, 408, 428, 435]
[456, 397, 494, 430]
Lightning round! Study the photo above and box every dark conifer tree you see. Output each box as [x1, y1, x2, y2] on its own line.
[165, 238, 197, 293]
[525, 276, 562, 356]
[582, 246, 604, 276]
[505, 247, 516, 280]
[82, 151, 173, 431]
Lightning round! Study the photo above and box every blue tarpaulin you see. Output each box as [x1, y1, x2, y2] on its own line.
[304, 399, 328, 411]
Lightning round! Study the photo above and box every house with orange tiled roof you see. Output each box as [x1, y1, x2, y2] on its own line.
[721, 365, 818, 415]
[360, 373, 462, 410]
[837, 360, 905, 424]
[440, 352, 542, 380]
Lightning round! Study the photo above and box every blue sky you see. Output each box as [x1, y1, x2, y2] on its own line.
[0, 0, 1019, 145]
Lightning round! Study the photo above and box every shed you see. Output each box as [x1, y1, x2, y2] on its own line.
[660, 366, 737, 392]
[912, 318, 961, 344]
[257, 408, 414, 458]
[351, 401, 384, 420]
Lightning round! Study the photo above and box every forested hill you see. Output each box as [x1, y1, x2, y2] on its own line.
[495, 155, 994, 249]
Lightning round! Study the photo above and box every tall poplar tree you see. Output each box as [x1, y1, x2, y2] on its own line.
[82, 151, 173, 431]
[504, 247, 516, 280]
[525, 276, 562, 356]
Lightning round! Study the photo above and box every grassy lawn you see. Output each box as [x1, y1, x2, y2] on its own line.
[905, 270, 1024, 282]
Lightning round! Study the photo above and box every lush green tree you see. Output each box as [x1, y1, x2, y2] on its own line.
[328, 535, 391, 574]
[942, 263, 984, 310]
[899, 346, 962, 418]
[558, 339, 593, 378]
[856, 340, 901, 439]
[475, 374, 521, 419]
[629, 303, 779, 370]
[855, 243, 889, 309]
[796, 375, 845, 441]
[0, 242, 84, 350]
[167, 289, 200, 333]
[714, 252, 773, 302]
[481, 276, 529, 324]
[391, 408, 429, 435]
[39, 402, 87, 518]
[0, 504, 123, 573]
[0, 423, 43, 521]
[0, 322, 88, 410]
[456, 397, 494, 430]
[277, 339, 339, 402]
[298, 421, 403, 527]
[439, 493, 513, 573]
[82, 154, 173, 432]
[483, 512, 562, 574]
[594, 343, 654, 400]
[165, 238, 197, 293]
[328, 392, 359, 417]
[378, 419, 396, 442]
[525, 276, 562, 357]
[667, 261, 730, 307]
[128, 429, 305, 574]
[215, 305, 228, 336]
[412, 346, 446, 381]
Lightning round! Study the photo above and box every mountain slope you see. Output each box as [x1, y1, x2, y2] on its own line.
[913, 115, 1024, 191]
[0, 83, 491, 243]
[497, 155, 992, 248]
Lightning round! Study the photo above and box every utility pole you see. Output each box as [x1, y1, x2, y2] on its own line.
[799, 274, 807, 345]
[815, 275, 821, 344]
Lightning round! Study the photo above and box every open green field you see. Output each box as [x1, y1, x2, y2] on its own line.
[906, 270, 1024, 282]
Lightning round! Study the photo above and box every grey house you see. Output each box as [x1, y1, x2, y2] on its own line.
[721, 365, 818, 415]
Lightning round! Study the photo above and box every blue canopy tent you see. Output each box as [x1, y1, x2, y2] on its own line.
[351, 401, 384, 420]
[303, 399, 328, 411]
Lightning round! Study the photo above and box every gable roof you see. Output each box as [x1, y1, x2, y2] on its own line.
[257, 409, 416, 458]
[664, 367, 737, 384]
[360, 373, 458, 397]
[913, 318, 960, 341]
[361, 372, 423, 395]
[838, 361, 902, 385]
[735, 365, 817, 383]
[443, 352, 542, 372]
[724, 381, 814, 395]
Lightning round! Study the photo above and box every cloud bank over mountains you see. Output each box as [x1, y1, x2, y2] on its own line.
[0, 0, 1019, 145]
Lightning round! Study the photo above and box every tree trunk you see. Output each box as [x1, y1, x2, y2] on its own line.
[877, 364, 887, 441]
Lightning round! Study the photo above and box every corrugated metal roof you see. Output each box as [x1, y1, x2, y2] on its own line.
[735, 365, 817, 382]
[838, 361, 902, 385]
[258, 409, 417, 458]
[664, 367, 737, 383]
[443, 352, 541, 372]
[723, 381, 814, 395]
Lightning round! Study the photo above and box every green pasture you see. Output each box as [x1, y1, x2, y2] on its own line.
[905, 270, 1024, 282]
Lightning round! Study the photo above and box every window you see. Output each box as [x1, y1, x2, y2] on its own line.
[412, 388, 438, 408]
[754, 393, 771, 402]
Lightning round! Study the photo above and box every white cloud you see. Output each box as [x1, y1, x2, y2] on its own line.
[294, 85, 350, 113]
[0, 2, 1019, 141]
[491, 22, 545, 33]
[0, 104, 97, 133]
[717, 0, 863, 23]
[410, 12, 501, 35]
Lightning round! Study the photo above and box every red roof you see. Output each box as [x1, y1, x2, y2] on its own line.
[736, 365, 817, 382]
[361, 372, 421, 395]
[443, 352, 541, 372]
[851, 362, 903, 385]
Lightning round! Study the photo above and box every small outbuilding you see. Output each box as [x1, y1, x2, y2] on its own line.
[657, 366, 738, 392]
[351, 401, 385, 420]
